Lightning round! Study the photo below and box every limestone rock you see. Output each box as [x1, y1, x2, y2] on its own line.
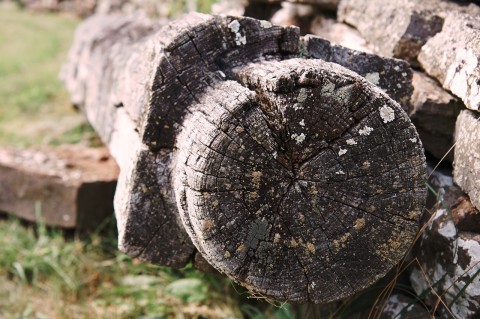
[410, 72, 463, 162]
[410, 207, 480, 318]
[338, 0, 480, 67]
[454, 110, 480, 211]
[380, 294, 430, 319]
[0, 145, 118, 229]
[337, 0, 444, 66]
[419, 12, 480, 111]
[310, 17, 372, 53]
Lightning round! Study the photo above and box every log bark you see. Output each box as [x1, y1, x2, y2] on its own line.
[62, 13, 426, 303]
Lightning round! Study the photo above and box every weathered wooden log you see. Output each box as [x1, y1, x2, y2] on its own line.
[62, 13, 426, 303]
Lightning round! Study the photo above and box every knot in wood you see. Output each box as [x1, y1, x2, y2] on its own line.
[174, 59, 426, 303]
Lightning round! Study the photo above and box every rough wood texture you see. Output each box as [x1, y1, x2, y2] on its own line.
[174, 58, 426, 302]
[419, 12, 480, 111]
[0, 146, 118, 228]
[304, 36, 413, 114]
[410, 72, 463, 162]
[337, 0, 480, 67]
[63, 13, 426, 303]
[454, 110, 480, 211]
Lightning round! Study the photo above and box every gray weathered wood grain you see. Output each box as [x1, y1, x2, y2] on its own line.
[62, 13, 426, 302]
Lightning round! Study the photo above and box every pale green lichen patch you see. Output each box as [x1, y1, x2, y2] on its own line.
[297, 88, 308, 102]
[246, 219, 269, 250]
[346, 138, 357, 145]
[359, 126, 373, 136]
[321, 81, 335, 93]
[291, 133, 306, 144]
[365, 72, 380, 85]
[228, 20, 246, 46]
[260, 20, 272, 28]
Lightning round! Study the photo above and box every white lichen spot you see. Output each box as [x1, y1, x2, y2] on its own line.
[311, 281, 316, 289]
[379, 105, 395, 123]
[236, 126, 244, 133]
[346, 138, 357, 145]
[365, 72, 380, 85]
[394, 66, 401, 71]
[228, 20, 247, 45]
[260, 20, 272, 28]
[362, 161, 371, 168]
[291, 133, 306, 144]
[409, 137, 417, 143]
[338, 148, 347, 156]
[336, 170, 345, 175]
[397, 83, 402, 88]
[272, 151, 277, 159]
[299, 119, 305, 127]
[359, 126, 373, 136]
[297, 88, 308, 102]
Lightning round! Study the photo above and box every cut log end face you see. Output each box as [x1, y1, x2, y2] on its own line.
[174, 59, 426, 303]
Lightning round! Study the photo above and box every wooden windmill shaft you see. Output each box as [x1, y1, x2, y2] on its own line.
[62, 13, 426, 303]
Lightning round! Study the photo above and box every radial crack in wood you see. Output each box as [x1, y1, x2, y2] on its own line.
[174, 59, 426, 303]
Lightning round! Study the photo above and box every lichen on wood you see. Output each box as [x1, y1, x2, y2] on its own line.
[62, 12, 427, 303]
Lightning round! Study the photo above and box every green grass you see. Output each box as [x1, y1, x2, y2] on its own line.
[0, 215, 266, 319]
[0, 4, 95, 147]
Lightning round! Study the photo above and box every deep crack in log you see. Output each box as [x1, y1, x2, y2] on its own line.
[62, 13, 426, 303]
